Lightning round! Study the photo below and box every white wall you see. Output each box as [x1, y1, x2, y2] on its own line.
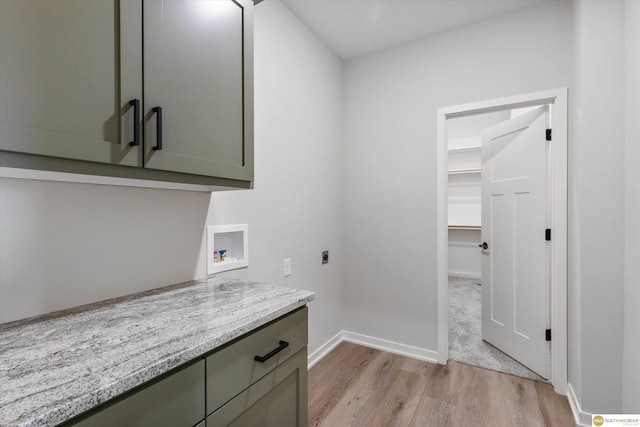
[342, 0, 573, 353]
[447, 230, 481, 279]
[571, 0, 626, 413]
[623, 0, 640, 413]
[206, 0, 345, 355]
[0, 179, 211, 321]
[0, 0, 344, 357]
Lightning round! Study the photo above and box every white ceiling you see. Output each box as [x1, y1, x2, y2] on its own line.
[280, 0, 550, 60]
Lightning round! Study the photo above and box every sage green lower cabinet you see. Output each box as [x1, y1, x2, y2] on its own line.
[62, 307, 308, 427]
[66, 360, 205, 427]
[206, 348, 308, 427]
[204, 307, 308, 427]
[205, 307, 308, 412]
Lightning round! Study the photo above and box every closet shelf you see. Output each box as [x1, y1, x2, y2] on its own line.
[448, 146, 481, 153]
[448, 225, 482, 231]
[448, 168, 481, 175]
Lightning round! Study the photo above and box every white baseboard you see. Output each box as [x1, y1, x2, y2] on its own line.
[340, 331, 439, 363]
[307, 330, 439, 369]
[567, 383, 592, 426]
[448, 271, 481, 280]
[307, 331, 343, 369]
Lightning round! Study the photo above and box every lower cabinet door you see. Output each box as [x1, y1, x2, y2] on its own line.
[206, 307, 308, 413]
[66, 360, 205, 427]
[207, 348, 307, 427]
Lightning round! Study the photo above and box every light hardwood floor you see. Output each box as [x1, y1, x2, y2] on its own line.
[308, 342, 575, 427]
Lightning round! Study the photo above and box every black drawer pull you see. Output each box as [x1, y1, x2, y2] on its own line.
[128, 99, 140, 147]
[254, 340, 289, 363]
[152, 106, 163, 151]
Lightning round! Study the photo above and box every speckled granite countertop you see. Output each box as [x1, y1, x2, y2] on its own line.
[0, 276, 315, 427]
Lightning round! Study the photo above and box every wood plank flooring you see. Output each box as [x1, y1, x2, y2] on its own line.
[308, 342, 574, 427]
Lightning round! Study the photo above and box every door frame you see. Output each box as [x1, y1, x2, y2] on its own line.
[436, 88, 568, 395]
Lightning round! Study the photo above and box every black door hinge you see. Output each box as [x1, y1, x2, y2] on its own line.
[545, 229, 551, 241]
[546, 129, 552, 141]
[546, 329, 552, 341]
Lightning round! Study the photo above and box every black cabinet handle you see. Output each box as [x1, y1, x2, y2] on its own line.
[152, 106, 163, 151]
[128, 99, 140, 147]
[254, 340, 289, 363]
[479, 242, 488, 250]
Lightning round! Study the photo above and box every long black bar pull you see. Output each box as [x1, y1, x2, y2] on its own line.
[254, 340, 289, 363]
[128, 99, 140, 146]
[152, 106, 163, 151]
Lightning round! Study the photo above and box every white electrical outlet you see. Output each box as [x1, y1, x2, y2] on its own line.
[283, 258, 292, 277]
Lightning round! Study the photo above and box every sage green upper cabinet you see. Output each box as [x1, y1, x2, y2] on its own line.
[143, 0, 254, 182]
[0, 0, 142, 167]
[0, 0, 253, 187]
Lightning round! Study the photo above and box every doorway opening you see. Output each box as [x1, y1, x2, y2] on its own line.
[446, 109, 548, 382]
[436, 88, 568, 395]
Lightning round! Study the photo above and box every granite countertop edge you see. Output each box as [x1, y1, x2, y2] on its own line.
[0, 276, 315, 427]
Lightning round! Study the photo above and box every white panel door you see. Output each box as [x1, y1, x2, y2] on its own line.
[480, 106, 549, 378]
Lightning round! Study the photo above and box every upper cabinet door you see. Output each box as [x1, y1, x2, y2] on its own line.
[143, 0, 254, 182]
[0, 0, 142, 167]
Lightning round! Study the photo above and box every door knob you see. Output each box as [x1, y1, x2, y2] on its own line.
[479, 242, 488, 250]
